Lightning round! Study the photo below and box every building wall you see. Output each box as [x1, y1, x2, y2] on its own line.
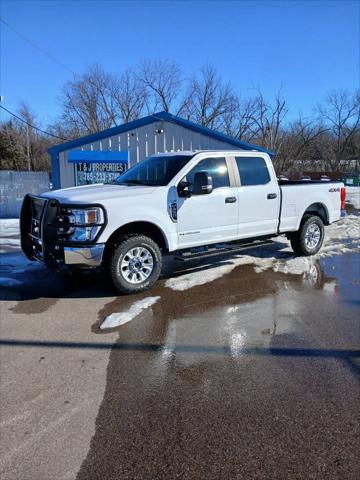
[0, 170, 50, 218]
[57, 120, 243, 188]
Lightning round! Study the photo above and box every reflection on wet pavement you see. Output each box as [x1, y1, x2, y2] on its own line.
[76, 252, 360, 480]
[1, 217, 359, 479]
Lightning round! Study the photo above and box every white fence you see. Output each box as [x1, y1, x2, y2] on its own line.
[0, 170, 50, 218]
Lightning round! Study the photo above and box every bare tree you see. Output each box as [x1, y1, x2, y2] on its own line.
[0, 120, 27, 170]
[245, 88, 288, 153]
[58, 64, 149, 135]
[48, 120, 78, 141]
[275, 116, 328, 174]
[138, 59, 183, 113]
[4, 58, 359, 178]
[222, 96, 262, 141]
[182, 65, 238, 130]
[60, 64, 120, 135]
[112, 69, 147, 123]
[60, 60, 183, 135]
[0, 104, 52, 171]
[317, 89, 360, 171]
[17, 102, 35, 170]
[18, 103, 52, 171]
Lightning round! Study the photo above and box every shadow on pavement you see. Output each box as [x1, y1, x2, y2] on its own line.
[1, 337, 358, 375]
[0, 240, 290, 303]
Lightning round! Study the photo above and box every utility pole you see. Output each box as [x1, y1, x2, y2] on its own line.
[26, 123, 31, 171]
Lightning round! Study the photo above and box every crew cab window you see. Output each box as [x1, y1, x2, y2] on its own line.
[235, 157, 270, 186]
[185, 157, 230, 189]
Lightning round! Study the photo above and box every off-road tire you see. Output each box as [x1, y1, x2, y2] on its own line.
[290, 214, 325, 256]
[109, 234, 162, 294]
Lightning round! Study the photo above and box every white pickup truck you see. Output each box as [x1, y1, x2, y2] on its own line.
[20, 151, 346, 293]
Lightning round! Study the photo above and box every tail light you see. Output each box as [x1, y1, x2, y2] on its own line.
[340, 187, 346, 210]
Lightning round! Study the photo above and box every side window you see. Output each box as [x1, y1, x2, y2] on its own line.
[185, 157, 230, 189]
[235, 157, 270, 186]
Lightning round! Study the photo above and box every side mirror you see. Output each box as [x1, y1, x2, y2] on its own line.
[193, 171, 213, 195]
[177, 180, 192, 198]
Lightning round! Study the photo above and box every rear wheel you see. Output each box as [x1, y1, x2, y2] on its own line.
[109, 234, 162, 293]
[290, 215, 325, 256]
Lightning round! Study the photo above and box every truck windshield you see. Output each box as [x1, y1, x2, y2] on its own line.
[115, 154, 194, 186]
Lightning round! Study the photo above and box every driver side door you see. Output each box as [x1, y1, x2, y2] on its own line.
[176, 156, 238, 248]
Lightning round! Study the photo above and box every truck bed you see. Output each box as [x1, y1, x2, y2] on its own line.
[278, 180, 343, 233]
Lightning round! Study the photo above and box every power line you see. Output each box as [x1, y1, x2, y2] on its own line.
[0, 17, 75, 75]
[0, 105, 67, 140]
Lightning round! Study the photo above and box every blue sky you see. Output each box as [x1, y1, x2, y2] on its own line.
[1, 0, 359, 127]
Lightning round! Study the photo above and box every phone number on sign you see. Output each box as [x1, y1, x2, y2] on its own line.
[76, 171, 121, 184]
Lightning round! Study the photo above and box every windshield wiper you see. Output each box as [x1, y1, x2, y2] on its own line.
[117, 180, 143, 186]
[117, 180, 157, 186]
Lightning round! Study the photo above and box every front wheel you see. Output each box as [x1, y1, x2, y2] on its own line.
[109, 235, 162, 294]
[290, 215, 325, 256]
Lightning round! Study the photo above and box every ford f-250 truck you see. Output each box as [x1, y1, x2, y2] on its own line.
[20, 151, 346, 293]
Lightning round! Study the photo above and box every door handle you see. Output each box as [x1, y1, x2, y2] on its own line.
[267, 193, 277, 199]
[225, 196, 237, 203]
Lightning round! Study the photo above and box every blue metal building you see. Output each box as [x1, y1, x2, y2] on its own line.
[48, 111, 272, 189]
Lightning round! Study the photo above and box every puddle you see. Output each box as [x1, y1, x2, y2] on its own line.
[2, 212, 359, 480]
[77, 251, 360, 480]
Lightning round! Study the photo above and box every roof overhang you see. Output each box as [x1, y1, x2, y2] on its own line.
[48, 111, 275, 157]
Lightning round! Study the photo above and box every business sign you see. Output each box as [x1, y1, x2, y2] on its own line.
[68, 150, 128, 186]
[75, 162, 127, 185]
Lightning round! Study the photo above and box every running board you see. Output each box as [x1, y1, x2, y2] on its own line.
[173, 239, 274, 262]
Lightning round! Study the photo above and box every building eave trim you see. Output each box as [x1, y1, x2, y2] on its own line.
[48, 111, 275, 157]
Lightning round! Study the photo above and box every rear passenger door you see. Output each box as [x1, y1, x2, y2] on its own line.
[233, 155, 280, 238]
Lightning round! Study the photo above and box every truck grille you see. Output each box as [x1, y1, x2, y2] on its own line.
[20, 195, 48, 262]
[21, 194, 62, 266]
[30, 197, 47, 240]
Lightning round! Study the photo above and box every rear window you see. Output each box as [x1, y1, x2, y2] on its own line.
[235, 157, 270, 186]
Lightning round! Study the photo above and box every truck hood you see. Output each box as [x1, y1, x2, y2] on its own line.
[41, 183, 158, 204]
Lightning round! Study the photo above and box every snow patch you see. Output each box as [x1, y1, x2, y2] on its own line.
[325, 214, 359, 243]
[0, 219, 21, 252]
[165, 214, 360, 291]
[0, 238, 21, 247]
[100, 296, 160, 330]
[345, 186, 360, 209]
[0, 219, 19, 237]
[257, 256, 316, 276]
[165, 256, 255, 291]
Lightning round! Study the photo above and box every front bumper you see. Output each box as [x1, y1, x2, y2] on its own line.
[64, 244, 105, 267]
[20, 194, 105, 269]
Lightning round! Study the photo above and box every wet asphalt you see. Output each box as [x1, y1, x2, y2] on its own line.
[0, 242, 359, 479]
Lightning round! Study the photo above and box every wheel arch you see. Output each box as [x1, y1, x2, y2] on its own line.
[302, 202, 329, 225]
[103, 221, 169, 263]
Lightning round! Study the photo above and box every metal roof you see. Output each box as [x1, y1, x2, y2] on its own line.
[48, 111, 274, 156]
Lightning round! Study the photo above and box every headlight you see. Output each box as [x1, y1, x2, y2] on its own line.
[71, 208, 105, 225]
[56, 206, 105, 242]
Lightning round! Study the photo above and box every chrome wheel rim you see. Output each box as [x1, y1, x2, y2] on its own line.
[120, 247, 154, 284]
[306, 264, 319, 286]
[304, 223, 321, 250]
